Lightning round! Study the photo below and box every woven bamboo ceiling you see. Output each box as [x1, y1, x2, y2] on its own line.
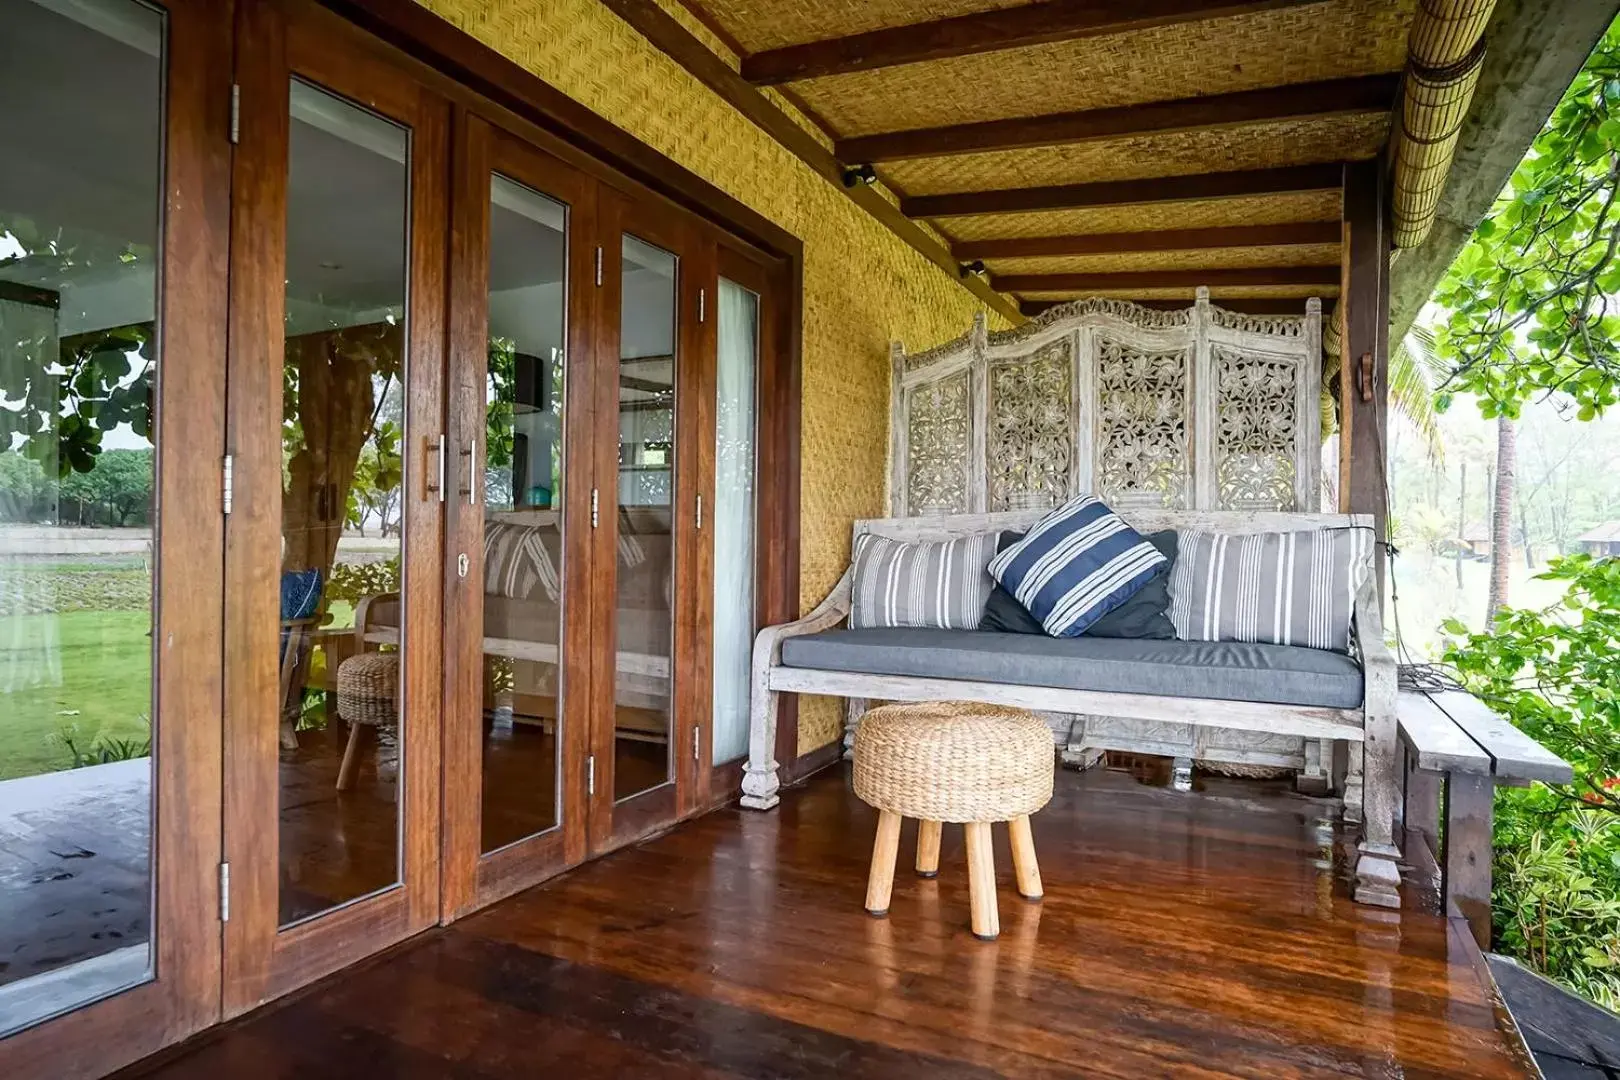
[672, 0, 1423, 315]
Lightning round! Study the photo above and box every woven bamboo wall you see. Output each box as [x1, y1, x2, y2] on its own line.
[416, 0, 1009, 753]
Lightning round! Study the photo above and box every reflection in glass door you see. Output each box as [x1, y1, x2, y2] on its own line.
[276, 78, 410, 927]
[0, 0, 164, 1036]
[611, 234, 677, 803]
[478, 175, 569, 854]
[223, 0, 446, 1014]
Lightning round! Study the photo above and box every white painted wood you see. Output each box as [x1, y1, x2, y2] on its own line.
[855, 509, 1368, 545]
[1194, 287, 1215, 508]
[1396, 691, 1493, 775]
[890, 294, 1321, 519]
[1352, 573, 1402, 908]
[767, 667, 1366, 742]
[1431, 691, 1573, 784]
[364, 629, 668, 677]
[742, 567, 853, 810]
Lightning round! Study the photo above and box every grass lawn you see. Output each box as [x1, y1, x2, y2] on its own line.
[1, 610, 152, 780]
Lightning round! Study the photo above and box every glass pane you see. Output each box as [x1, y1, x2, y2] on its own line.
[614, 235, 675, 801]
[480, 176, 566, 853]
[712, 280, 757, 765]
[0, 0, 164, 1036]
[277, 80, 409, 927]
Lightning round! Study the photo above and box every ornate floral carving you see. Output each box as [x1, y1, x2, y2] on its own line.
[986, 339, 1072, 511]
[1094, 338, 1189, 509]
[905, 370, 971, 513]
[1215, 346, 1299, 511]
[1207, 306, 1307, 338]
[984, 297, 1190, 346]
[902, 334, 974, 373]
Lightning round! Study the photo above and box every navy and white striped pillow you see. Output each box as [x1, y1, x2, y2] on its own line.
[987, 496, 1167, 638]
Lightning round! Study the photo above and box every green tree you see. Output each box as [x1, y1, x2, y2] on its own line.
[1431, 21, 1620, 420]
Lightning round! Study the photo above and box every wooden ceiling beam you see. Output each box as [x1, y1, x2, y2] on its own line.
[905, 163, 1345, 218]
[994, 266, 1341, 291]
[740, 0, 1333, 85]
[590, 0, 1023, 323]
[1020, 297, 1313, 316]
[954, 221, 1342, 260]
[839, 75, 1398, 163]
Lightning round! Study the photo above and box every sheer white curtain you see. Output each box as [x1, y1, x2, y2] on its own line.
[711, 280, 758, 763]
[0, 296, 62, 693]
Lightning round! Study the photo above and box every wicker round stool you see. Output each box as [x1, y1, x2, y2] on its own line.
[334, 651, 398, 792]
[852, 701, 1054, 940]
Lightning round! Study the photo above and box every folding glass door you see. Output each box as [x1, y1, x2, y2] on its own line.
[441, 115, 596, 915]
[221, 0, 447, 1014]
[0, 0, 227, 1074]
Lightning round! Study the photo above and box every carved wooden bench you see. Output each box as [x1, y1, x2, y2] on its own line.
[743, 507, 1406, 908]
[1398, 689, 1573, 947]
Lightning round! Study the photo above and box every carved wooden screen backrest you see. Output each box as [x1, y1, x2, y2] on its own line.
[890, 290, 1323, 516]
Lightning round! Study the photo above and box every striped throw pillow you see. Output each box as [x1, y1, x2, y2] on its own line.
[987, 496, 1167, 638]
[1168, 528, 1373, 653]
[849, 531, 998, 630]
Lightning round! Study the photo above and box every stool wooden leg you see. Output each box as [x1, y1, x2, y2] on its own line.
[1008, 815, 1043, 901]
[336, 722, 373, 792]
[965, 821, 999, 940]
[915, 820, 941, 878]
[866, 811, 902, 917]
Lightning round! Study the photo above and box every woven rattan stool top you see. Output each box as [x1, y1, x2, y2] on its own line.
[852, 701, 1054, 823]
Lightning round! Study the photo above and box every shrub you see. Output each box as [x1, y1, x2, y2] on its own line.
[1443, 554, 1620, 1008]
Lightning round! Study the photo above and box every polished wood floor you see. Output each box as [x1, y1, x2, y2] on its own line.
[278, 714, 668, 923]
[132, 762, 1528, 1079]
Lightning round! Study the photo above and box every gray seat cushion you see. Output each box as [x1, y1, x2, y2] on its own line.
[779, 628, 1363, 710]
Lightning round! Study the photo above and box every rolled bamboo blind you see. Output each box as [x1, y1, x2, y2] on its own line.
[1390, 0, 1499, 249]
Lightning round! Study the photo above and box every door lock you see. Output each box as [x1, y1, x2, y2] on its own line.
[457, 552, 469, 579]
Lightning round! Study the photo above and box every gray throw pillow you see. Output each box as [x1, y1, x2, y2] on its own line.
[979, 529, 1177, 639]
[1168, 528, 1372, 653]
[850, 531, 998, 630]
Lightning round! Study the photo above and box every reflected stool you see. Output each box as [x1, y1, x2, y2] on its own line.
[334, 651, 398, 792]
[853, 701, 1054, 940]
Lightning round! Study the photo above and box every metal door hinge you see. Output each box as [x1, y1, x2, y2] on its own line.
[587, 755, 596, 796]
[698, 287, 705, 323]
[427, 435, 446, 502]
[594, 246, 603, 287]
[692, 726, 701, 763]
[695, 493, 703, 530]
[222, 454, 234, 515]
[219, 862, 231, 922]
[590, 487, 599, 528]
[229, 84, 240, 145]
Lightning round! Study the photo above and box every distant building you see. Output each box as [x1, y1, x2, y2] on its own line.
[1576, 522, 1620, 557]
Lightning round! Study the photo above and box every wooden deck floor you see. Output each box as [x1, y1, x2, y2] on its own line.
[131, 762, 1529, 1079]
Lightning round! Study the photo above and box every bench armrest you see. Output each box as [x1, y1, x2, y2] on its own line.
[751, 567, 853, 676]
[1352, 576, 1396, 721]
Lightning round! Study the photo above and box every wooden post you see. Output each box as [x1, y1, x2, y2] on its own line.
[915, 819, 942, 878]
[1443, 773, 1494, 950]
[865, 810, 902, 916]
[965, 821, 1000, 940]
[1341, 156, 1392, 596]
[1008, 816, 1043, 901]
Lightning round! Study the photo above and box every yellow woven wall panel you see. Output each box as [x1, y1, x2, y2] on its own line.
[415, 0, 1008, 753]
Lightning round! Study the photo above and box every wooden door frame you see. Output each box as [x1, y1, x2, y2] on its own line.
[0, 1, 231, 1076]
[442, 111, 598, 918]
[221, 0, 447, 1015]
[313, 0, 809, 772]
[588, 192, 701, 851]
